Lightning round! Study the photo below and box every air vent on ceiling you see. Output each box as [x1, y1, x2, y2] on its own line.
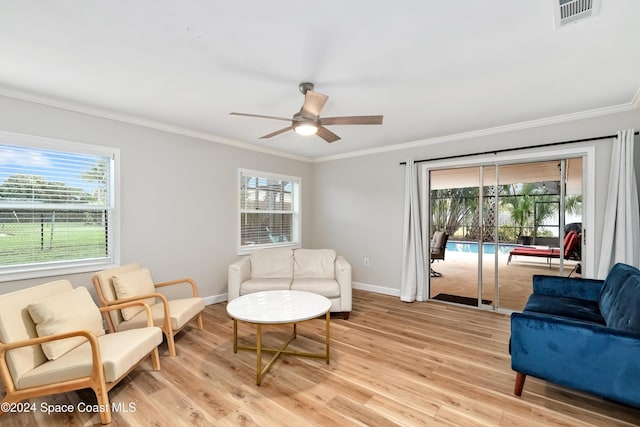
[554, 0, 600, 28]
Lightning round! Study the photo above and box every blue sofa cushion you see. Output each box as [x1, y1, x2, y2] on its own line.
[532, 275, 603, 301]
[599, 263, 640, 332]
[601, 275, 640, 332]
[524, 294, 605, 325]
[599, 263, 640, 318]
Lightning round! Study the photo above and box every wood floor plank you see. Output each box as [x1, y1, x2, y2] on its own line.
[1, 289, 639, 426]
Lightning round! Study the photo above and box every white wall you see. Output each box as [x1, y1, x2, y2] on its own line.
[310, 109, 640, 294]
[0, 95, 313, 301]
[1, 92, 638, 301]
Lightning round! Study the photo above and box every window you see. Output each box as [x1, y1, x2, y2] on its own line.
[0, 132, 119, 280]
[239, 169, 300, 253]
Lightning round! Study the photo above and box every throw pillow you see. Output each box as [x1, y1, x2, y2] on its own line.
[28, 287, 105, 360]
[112, 268, 157, 321]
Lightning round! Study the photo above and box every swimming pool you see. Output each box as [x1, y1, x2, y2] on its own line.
[446, 241, 518, 255]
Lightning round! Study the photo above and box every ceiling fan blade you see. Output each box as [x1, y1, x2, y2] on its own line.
[230, 112, 291, 122]
[301, 90, 329, 117]
[321, 115, 383, 126]
[316, 126, 341, 143]
[260, 126, 294, 139]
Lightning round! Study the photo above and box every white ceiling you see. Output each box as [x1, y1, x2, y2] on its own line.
[1, 1, 639, 160]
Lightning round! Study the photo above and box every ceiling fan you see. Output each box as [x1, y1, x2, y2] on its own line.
[230, 82, 383, 143]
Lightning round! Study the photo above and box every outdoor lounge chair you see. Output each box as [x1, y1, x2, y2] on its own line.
[430, 231, 449, 277]
[507, 230, 580, 266]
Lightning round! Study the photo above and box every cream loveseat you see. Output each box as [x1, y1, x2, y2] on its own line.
[228, 248, 352, 319]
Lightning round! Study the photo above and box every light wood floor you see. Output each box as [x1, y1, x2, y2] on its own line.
[2, 290, 639, 426]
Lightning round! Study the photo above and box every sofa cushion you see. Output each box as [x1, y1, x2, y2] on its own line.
[240, 278, 292, 295]
[291, 279, 341, 298]
[16, 327, 162, 389]
[251, 248, 294, 278]
[293, 249, 336, 279]
[599, 263, 640, 315]
[523, 294, 605, 325]
[601, 275, 640, 332]
[116, 297, 205, 331]
[112, 268, 157, 321]
[28, 287, 105, 361]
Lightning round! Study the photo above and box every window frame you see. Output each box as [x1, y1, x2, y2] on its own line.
[0, 131, 120, 282]
[238, 168, 301, 255]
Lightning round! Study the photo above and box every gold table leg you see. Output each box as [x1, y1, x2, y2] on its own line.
[256, 323, 262, 385]
[234, 312, 331, 385]
[325, 311, 330, 363]
[233, 319, 238, 353]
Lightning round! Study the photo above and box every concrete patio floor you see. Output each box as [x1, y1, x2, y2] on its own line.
[429, 249, 580, 311]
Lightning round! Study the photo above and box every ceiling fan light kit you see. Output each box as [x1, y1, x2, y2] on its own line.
[230, 82, 383, 143]
[294, 124, 318, 136]
[292, 110, 319, 135]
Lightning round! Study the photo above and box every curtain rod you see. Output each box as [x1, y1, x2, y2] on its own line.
[398, 131, 639, 165]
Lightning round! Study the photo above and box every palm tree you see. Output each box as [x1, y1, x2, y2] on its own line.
[565, 194, 582, 216]
[501, 183, 560, 242]
[513, 193, 534, 238]
[80, 158, 109, 205]
[80, 158, 109, 226]
[430, 187, 479, 237]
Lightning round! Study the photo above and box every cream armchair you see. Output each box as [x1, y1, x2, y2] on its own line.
[92, 263, 205, 357]
[0, 280, 162, 425]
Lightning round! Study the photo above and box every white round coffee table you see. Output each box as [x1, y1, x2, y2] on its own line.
[226, 290, 331, 385]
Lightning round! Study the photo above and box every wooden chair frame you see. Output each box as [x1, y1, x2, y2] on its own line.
[92, 275, 204, 357]
[0, 301, 160, 425]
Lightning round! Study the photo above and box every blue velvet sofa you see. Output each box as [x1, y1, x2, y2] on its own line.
[510, 263, 640, 407]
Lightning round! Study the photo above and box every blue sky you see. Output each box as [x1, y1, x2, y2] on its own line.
[0, 144, 104, 193]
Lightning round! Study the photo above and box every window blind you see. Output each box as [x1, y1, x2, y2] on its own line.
[0, 142, 115, 270]
[239, 169, 300, 251]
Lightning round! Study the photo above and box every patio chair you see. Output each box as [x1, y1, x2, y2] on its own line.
[507, 231, 580, 266]
[430, 231, 449, 277]
[92, 263, 205, 357]
[0, 280, 162, 425]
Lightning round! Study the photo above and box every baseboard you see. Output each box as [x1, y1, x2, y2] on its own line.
[203, 293, 228, 306]
[352, 281, 400, 297]
[204, 284, 399, 305]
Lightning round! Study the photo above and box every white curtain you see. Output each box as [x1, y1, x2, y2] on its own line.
[596, 129, 640, 278]
[400, 159, 426, 302]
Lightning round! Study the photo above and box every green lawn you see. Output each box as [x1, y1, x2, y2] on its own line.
[0, 222, 108, 266]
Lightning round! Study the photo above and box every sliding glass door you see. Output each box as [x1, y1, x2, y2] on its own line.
[427, 157, 583, 311]
[428, 166, 481, 306]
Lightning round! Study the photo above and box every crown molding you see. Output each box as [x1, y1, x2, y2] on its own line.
[312, 100, 640, 163]
[1, 84, 638, 165]
[632, 86, 640, 108]
[0, 85, 313, 163]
